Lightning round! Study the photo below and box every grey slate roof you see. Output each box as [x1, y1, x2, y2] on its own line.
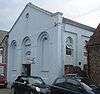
[63, 18, 95, 32]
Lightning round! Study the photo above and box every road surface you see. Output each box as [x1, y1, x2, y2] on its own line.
[0, 88, 11, 94]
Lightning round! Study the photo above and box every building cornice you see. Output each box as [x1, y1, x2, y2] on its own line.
[63, 18, 95, 32]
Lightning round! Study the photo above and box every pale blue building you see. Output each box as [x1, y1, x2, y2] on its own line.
[7, 3, 95, 85]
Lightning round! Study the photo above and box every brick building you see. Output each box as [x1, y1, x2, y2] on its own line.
[86, 24, 100, 85]
[0, 31, 8, 64]
[0, 30, 8, 64]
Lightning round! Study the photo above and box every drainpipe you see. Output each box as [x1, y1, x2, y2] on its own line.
[87, 46, 90, 78]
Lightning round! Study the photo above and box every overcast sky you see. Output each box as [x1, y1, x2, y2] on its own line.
[0, 0, 100, 31]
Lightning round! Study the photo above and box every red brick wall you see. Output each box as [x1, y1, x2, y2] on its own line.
[87, 46, 100, 85]
[64, 65, 87, 77]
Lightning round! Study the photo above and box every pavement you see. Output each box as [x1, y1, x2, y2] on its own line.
[0, 88, 11, 94]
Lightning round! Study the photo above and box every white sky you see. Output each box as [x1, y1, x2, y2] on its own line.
[0, 0, 100, 31]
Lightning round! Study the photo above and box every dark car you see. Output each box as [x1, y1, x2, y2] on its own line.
[50, 76, 100, 94]
[0, 64, 7, 88]
[11, 76, 50, 94]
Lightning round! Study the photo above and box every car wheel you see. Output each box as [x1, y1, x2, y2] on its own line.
[11, 88, 16, 94]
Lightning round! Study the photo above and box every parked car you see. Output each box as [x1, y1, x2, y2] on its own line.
[0, 64, 7, 88]
[11, 76, 50, 94]
[50, 76, 100, 94]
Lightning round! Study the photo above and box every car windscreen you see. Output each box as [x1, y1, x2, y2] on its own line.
[54, 77, 80, 86]
[54, 77, 66, 84]
[21, 77, 44, 85]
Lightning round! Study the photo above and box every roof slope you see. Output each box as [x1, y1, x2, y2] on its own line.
[87, 24, 100, 46]
[28, 3, 53, 15]
[63, 18, 95, 32]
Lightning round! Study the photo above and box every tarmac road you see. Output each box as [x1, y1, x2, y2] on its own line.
[0, 88, 11, 94]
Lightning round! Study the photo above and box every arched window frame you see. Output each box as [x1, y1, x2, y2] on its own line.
[10, 40, 17, 68]
[65, 37, 73, 56]
[22, 36, 31, 64]
[83, 40, 88, 57]
[0, 47, 3, 64]
[37, 31, 50, 71]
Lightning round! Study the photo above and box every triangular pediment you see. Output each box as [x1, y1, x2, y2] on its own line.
[9, 2, 53, 33]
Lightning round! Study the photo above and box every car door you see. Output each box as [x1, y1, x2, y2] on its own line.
[51, 81, 88, 94]
[61, 81, 88, 94]
[19, 77, 31, 94]
[50, 85, 86, 94]
[16, 78, 26, 94]
[50, 85, 65, 94]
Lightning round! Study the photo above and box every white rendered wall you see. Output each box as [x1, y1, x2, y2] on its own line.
[62, 24, 93, 69]
[8, 5, 63, 84]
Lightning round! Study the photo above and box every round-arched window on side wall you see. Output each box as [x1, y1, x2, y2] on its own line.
[65, 37, 73, 56]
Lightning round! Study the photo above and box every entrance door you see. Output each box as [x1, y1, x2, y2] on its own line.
[22, 64, 31, 76]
